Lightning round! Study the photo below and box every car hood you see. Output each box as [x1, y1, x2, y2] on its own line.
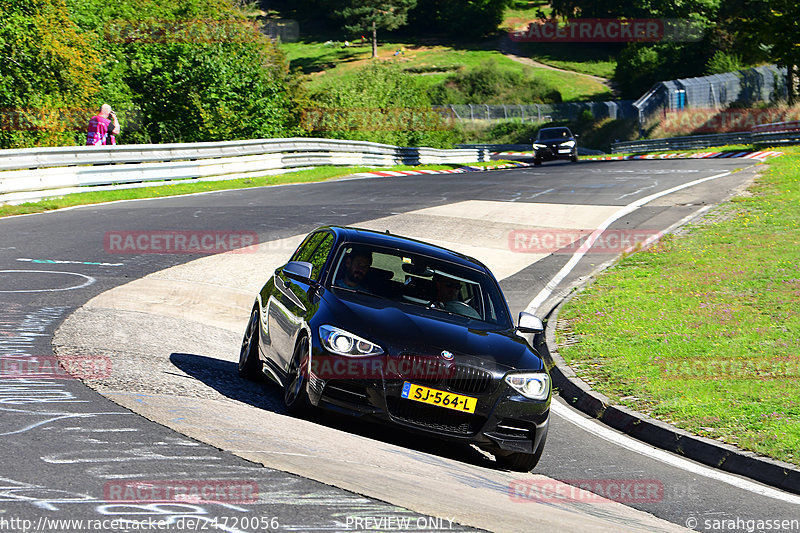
[318, 290, 544, 372]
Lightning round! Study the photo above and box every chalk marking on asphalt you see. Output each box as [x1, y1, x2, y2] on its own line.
[527, 188, 555, 200]
[17, 258, 123, 267]
[0, 270, 96, 293]
[551, 401, 800, 505]
[524, 170, 733, 314]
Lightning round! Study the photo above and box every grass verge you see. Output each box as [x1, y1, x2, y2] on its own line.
[0, 162, 509, 218]
[555, 146, 800, 465]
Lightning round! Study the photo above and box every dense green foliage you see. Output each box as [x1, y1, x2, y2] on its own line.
[280, 0, 511, 39]
[0, 0, 302, 148]
[430, 61, 562, 104]
[304, 62, 458, 148]
[406, 0, 512, 39]
[549, 0, 798, 99]
[0, 0, 99, 147]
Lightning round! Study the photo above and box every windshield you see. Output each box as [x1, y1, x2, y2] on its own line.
[538, 128, 571, 140]
[329, 244, 512, 328]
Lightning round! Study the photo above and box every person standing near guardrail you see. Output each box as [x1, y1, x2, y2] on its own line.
[86, 104, 120, 146]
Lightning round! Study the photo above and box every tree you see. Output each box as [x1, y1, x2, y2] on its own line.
[753, 0, 799, 104]
[336, 0, 417, 58]
[0, 0, 99, 147]
[717, 0, 800, 103]
[407, 0, 510, 38]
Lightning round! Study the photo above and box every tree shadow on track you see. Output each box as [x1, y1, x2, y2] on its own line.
[170, 352, 503, 472]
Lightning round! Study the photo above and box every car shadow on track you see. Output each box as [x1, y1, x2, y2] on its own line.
[170, 352, 505, 472]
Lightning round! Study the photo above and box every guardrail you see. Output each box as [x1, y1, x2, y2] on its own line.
[457, 143, 605, 156]
[0, 138, 490, 204]
[611, 123, 800, 153]
[611, 132, 754, 153]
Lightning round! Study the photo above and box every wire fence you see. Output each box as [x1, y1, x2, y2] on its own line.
[634, 65, 788, 129]
[434, 101, 637, 123]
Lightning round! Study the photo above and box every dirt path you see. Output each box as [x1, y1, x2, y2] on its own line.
[497, 35, 619, 95]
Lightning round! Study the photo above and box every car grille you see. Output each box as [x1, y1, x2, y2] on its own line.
[322, 380, 369, 405]
[446, 365, 494, 394]
[493, 419, 535, 440]
[387, 397, 483, 435]
[394, 353, 450, 385]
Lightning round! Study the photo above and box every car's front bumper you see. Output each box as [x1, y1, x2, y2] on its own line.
[308, 365, 550, 454]
[534, 145, 576, 161]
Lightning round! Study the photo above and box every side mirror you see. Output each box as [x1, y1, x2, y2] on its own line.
[517, 311, 544, 334]
[283, 261, 313, 281]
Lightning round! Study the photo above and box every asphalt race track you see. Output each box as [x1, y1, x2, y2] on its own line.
[2, 159, 798, 532]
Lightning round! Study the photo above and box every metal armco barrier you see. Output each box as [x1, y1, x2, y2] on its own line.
[611, 132, 754, 153]
[611, 123, 800, 153]
[0, 138, 490, 203]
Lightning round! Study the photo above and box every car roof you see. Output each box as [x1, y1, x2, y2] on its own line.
[320, 226, 490, 272]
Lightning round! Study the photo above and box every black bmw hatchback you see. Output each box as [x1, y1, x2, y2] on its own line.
[532, 126, 579, 165]
[239, 226, 551, 470]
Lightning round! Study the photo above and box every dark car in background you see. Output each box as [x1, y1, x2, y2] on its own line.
[532, 126, 579, 165]
[239, 226, 551, 471]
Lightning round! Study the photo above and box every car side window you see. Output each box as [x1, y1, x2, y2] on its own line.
[292, 231, 333, 281]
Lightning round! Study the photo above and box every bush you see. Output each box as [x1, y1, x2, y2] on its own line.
[705, 51, 744, 75]
[304, 62, 460, 148]
[430, 61, 562, 105]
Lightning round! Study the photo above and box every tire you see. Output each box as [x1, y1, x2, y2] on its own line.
[533, 158, 542, 166]
[496, 426, 548, 472]
[284, 336, 311, 414]
[238, 306, 262, 380]
[571, 154, 579, 163]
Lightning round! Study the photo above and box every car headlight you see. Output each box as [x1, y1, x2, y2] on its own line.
[560, 140, 576, 148]
[505, 372, 551, 400]
[319, 325, 383, 357]
[533, 143, 547, 149]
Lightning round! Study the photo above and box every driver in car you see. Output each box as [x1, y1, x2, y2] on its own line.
[432, 274, 481, 319]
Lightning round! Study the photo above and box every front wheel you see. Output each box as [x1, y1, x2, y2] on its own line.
[533, 158, 542, 166]
[284, 336, 311, 414]
[238, 307, 262, 380]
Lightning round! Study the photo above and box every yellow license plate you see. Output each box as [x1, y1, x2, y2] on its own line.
[401, 382, 477, 413]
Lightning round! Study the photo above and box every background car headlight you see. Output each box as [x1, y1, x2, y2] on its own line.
[533, 143, 547, 149]
[560, 140, 576, 148]
[319, 325, 383, 357]
[505, 372, 551, 400]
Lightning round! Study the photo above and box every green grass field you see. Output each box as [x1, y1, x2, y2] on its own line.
[556, 146, 800, 465]
[281, 41, 613, 102]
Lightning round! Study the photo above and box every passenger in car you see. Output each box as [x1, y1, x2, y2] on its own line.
[335, 249, 372, 290]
